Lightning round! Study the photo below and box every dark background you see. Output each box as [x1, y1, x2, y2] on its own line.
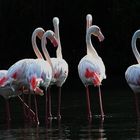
[0, 0, 140, 91]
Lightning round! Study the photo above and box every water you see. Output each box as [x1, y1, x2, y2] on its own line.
[0, 88, 140, 139]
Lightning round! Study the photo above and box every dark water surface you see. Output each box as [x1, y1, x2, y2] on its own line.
[0, 88, 139, 139]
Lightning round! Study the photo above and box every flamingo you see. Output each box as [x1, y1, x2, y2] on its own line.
[21, 27, 46, 120]
[0, 30, 57, 124]
[41, 17, 68, 119]
[125, 29, 140, 117]
[78, 17, 106, 120]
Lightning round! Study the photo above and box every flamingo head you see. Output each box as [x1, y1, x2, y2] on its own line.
[37, 30, 45, 40]
[91, 25, 105, 42]
[46, 30, 58, 47]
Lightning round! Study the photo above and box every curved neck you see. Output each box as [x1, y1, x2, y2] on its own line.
[31, 28, 44, 59]
[41, 31, 54, 73]
[86, 29, 98, 57]
[132, 32, 140, 63]
[53, 19, 63, 59]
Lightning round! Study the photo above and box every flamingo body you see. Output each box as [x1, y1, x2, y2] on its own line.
[0, 70, 22, 99]
[78, 55, 106, 86]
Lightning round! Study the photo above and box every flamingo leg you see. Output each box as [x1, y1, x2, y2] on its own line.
[57, 87, 61, 119]
[17, 95, 36, 123]
[98, 86, 104, 119]
[33, 94, 39, 125]
[85, 85, 92, 120]
[45, 90, 48, 124]
[134, 92, 140, 118]
[5, 99, 11, 122]
[47, 87, 52, 119]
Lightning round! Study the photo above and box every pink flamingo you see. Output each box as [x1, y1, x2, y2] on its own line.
[78, 15, 106, 120]
[125, 29, 140, 117]
[41, 17, 68, 119]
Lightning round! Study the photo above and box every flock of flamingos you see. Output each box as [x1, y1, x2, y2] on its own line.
[0, 14, 139, 125]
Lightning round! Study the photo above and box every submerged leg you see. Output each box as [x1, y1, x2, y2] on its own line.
[34, 94, 39, 125]
[57, 87, 61, 119]
[98, 86, 104, 119]
[85, 85, 92, 120]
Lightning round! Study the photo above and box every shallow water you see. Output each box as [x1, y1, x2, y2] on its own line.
[0, 88, 139, 139]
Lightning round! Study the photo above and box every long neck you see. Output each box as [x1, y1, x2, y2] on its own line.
[86, 30, 98, 57]
[54, 21, 63, 59]
[41, 32, 54, 73]
[132, 32, 140, 64]
[31, 29, 44, 59]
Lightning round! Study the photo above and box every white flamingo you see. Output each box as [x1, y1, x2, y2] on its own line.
[125, 29, 140, 117]
[41, 17, 68, 119]
[78, 21, 105, 120]
[21, 27, 46, 119]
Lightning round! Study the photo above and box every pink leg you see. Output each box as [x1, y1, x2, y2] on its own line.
[34, 94, 39, 125]
[45, 91, 48, 124]
[85, 85, 92, 120]
[134, 92, 140, 118]
[47, 87, 52, 119]
[57, 87, 61, 119]
[98, 86, 104, 119]
[5, 99, 11, 122]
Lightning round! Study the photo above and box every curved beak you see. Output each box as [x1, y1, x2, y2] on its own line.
[98, 31, 105, 42]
